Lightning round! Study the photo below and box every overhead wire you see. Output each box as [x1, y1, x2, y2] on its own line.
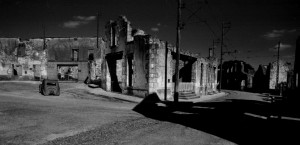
[206, 1, 222, 33]
[182, 0, 220, 38]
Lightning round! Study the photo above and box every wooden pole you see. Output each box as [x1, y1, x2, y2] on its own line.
[174, 0, 182, 103]
[165, 41, 168, 101]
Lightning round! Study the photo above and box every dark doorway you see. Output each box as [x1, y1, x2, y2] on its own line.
[12, 64, 18, 76]
[106, 52, 123, 93]
[127, 54, 134, 95]
[128, 54, 133, 87]
[180, 61, 193, 82]
[171, 53, 197, 83]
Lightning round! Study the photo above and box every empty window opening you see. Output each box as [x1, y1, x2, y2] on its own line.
[72, 49, 79, 61]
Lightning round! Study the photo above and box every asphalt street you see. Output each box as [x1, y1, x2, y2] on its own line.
[0, 82, 234, 145]
[1, 82, 299, 145]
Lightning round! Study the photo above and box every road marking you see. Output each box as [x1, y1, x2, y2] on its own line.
[244, 112, 268, 119]
[281, 116, 300, 121]
[244, 113, 300, 121]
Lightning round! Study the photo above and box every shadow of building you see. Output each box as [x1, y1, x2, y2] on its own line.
[133, 93, 300, 145]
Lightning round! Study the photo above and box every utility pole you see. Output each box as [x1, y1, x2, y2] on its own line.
[174, 0, 182, 103]
[165, 41, 168, 101]
[276, 41, 280, 90]
[219, 22, 224, 92]
[212, 39, 220, 57]
[97, 11, 100, 48]
[43, 0, 48, 50]
[43, 23, 46, 50]
[219, 22, 230, 92]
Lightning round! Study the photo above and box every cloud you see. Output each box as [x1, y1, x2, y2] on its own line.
[269, 43, 292, 51]
[151, 27, 159, 32]
[74, 16, 96, 21]
[263, 29, 285, 38]
[63, 15, 96, 28]
[157, 23, 161, 26]
[264, 33, 282, 38]
[263, 29, 297, 39]
[63, 21, 81, 28]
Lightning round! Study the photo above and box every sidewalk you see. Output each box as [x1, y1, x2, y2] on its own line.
[0, 80, 41, 84]
[85, 85, 143, 103]
[86, 84, 227, 104]
[0, 81, 227, 103]
[180, 92, 228, 103]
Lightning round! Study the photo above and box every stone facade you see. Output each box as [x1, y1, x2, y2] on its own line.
[268, 60, 290, 90]
[103, 16, 219, 99]
[104, 16, 150, 96]
[46, 37, 105, 81]
[0, 38, 47, 80]
[294, 36, 300, 90]
[253, 59, 291, 93]
[0, 15, 219, 100]
[0, 37, 104, 82]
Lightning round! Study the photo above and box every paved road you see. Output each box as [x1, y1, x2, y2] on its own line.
[0, 82, 235, 145]
[2, 82, 298, 145]
[0, 82, 139, 145]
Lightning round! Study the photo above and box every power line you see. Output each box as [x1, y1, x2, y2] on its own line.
[185, 7, 219, 38]
[206, 1, 222, 32]
[184, 6, 203, 24]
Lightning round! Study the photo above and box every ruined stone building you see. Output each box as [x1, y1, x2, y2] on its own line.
[253, 59, 291, 93]
[102, 16, 219, 100]
[220, 60, 255, 91]
[294, 36, 300, 90]
[268, 59, 291, 90]
[0, 37, 104, 82]
[46, 37, 105, 81]
[0, 16, 219, 100]
[0, 38, 47, 80]
[253, 64, 270, 92]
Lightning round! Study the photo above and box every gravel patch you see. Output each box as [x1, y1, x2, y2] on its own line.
[42, 117, 160, 145]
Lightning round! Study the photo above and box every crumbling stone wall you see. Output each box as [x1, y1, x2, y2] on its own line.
[0, 38, 47, 80]
[104, 15, 219, 99]
[221, 60, 254, 91]
[195, 57, 218, 96]
[130, 36, 149, 97]
[148, 38, 174, 100]
[0, 38, 19, 79]
[46, 37, 105, 81]
[269, 60, 290, 89]
[198, 58, 209, 95]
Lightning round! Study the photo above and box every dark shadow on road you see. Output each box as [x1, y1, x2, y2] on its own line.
[133, 94, 300, 145]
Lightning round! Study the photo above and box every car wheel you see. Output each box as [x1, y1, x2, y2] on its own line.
[56, 90, 60, 96]
[42, 88, 47, 96]
[39, 85, 42, 93]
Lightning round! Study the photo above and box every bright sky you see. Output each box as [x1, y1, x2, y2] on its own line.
[0, 0, 299, 69]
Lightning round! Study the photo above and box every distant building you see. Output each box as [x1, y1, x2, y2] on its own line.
[253, 65, 270, 92]
[253, 59, 291, 93]
[220, 60, 255, 91]
[268, 59, 290, 90]
[294, 36, 300, 90]
[46, 37, 105, 81]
